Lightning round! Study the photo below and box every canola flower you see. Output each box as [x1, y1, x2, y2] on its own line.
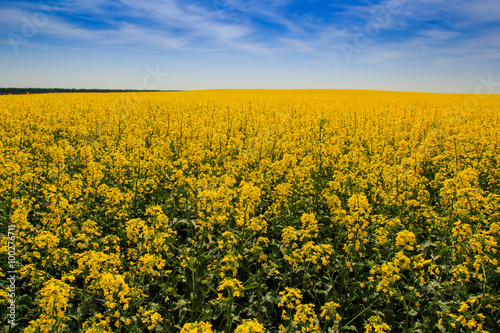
[234, 318, 266, 333]
[293, 304, 320, 332]
[181, 321, 214, 333]
[217, 277, 244, 299]
[82, 313, 114, 333]
[0, 90, 499, 332]
[364, 316, 391, 333]
[24, 279, 71, 333]
[395, 230, 417, 251]
[320, 301, 342, 329]
[142, 310, 163, 330]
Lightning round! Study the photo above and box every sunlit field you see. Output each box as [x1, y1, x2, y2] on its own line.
[1, 90, 499, 332]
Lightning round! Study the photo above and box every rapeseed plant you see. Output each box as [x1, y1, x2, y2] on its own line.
[0, 90, 498, 332]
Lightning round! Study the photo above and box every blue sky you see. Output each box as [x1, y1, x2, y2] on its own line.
[1, 0, 499, 92]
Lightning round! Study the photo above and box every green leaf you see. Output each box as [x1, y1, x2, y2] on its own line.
[421, 241, 437, 249]
[436, 324, 446, 332]
[242, 283, 259, 291]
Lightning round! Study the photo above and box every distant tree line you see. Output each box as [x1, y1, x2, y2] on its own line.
[0, 88, 180, 95]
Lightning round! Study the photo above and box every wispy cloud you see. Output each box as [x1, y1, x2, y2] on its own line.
[1, 0, 498, 91]
[1, 0, 266, 53]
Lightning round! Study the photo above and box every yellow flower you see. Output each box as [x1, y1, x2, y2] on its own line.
[25, 279, 71, 333]
[95, 272, 131, 311]
[293, 304, 320, 332]
[142, 310, 163, 330]
[82, 313, 114, 333]
[348, 194, 371, 215]
[278, 287, 303, 309]
[364, 316, 391, 333]
[217, 278, 244, 298]
[320, 301, 341, 328]
[235, 318, 266, 333]
[458, 302, 469, 313]
[39, 279, 71, 319]
[180, 321, 213, 333]
[395, 230, 416, 251]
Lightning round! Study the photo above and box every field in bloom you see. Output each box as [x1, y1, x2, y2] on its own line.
[0, 89, 499, 332]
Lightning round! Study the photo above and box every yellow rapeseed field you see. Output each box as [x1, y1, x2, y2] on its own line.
[0, 90, 499, 332]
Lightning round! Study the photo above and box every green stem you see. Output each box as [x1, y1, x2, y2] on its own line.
[225, 291, 233, 333]
[191, 268, 196, 322]
[341, 300, 377, 330]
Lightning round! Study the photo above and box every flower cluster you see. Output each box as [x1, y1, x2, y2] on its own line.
[1, 90, 499, 332]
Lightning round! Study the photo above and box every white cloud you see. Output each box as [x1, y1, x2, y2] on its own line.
[2, 0, 499, 68]
[278, 37, 314, 53]
[118, 0, 254, 42]
[462, 0, 500, 23]
[108, 23, 187, 49]
[419, 29, 461, 40]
